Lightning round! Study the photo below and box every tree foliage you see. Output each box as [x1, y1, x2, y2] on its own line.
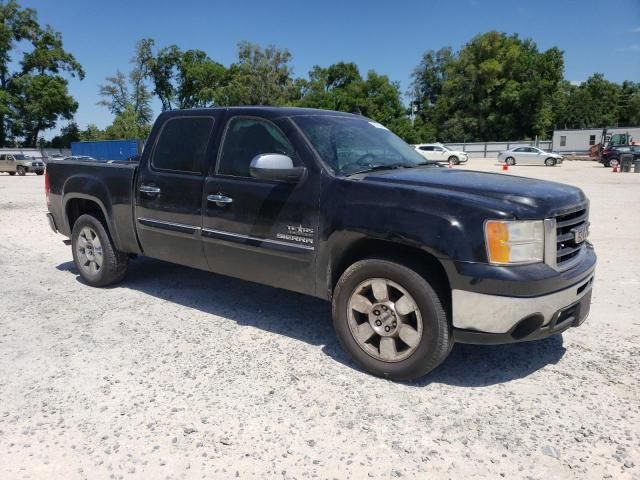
[92, 32, 640, 145]
[98, 39, 153, 138]
[410, 32, 565, 141]
[0, 0, 82, 147]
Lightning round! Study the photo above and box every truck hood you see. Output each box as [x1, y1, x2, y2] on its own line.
[359, 167, 586, 217]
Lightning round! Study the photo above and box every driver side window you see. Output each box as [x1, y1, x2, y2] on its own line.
[217, 117, 298, 177]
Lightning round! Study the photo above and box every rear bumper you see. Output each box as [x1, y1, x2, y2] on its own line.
[46, 212, 57, 233]
[452, 274, 594, 344]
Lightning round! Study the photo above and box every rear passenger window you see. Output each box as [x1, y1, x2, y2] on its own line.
[152, 117, 214, 173]
[217, 117, 297, 177]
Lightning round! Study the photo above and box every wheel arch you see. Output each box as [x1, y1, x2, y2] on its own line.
[60, 174, 123, 247]
[326, 236, 452, 313]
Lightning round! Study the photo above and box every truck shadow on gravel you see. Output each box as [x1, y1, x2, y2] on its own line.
[57, 257, 566, 387]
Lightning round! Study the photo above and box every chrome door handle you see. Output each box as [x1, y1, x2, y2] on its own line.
[207, 194, 233, 205]
[139, 185, 161, 195]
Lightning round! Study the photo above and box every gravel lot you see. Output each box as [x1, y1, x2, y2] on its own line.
[1, 159, 639, 479]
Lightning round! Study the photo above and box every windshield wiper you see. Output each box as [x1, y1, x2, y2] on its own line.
[344, 163, 410, 177]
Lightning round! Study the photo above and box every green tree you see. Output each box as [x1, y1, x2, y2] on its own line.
[137, 38, 230, 110]
[411, 32, 564, 141]
[79, 123, 105, 141]
[219, 42, 297, 106]
[45, 121, 79, 148]
[9, 74, 78, 146]
[176, 49, 226, 108]
[297, 62, 412, 139]
[553, 74, 626, 129]
[0, 0, 38, 145]
[0, 0, 83, 146]
[99, 40, 153, 129]
[104, 105, 151, 140]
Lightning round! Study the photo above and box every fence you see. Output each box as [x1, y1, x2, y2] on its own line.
[443, 140, 553, 158]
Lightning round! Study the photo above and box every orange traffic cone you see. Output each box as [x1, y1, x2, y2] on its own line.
[502, 164, 509, 171]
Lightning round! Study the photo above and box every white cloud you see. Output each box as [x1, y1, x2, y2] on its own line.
[569, 80, 583, 86]
[617, 44, 640, 53]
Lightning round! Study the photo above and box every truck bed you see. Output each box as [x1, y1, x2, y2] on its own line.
[46, 159, 141, 254]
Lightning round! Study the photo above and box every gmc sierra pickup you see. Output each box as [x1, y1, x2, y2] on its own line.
[45, 107, 596, 380]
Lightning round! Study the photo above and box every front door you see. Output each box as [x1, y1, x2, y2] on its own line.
[134, 112, 221, 270]
[201, 114, 320, 295]
[433, 146, 446, 161]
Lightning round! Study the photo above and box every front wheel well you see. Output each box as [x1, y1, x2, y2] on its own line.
[330, 239, 451, 314]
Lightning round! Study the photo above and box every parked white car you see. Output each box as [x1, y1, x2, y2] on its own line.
[498, 147, 564, 166]
[414, 143, 468, 164]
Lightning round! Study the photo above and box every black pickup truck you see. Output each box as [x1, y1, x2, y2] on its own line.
[45, 107, 596, 380]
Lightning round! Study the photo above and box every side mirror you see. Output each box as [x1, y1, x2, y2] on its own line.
[250, 154, 306, 183]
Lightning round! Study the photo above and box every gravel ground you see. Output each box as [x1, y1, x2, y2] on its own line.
[0, 159, 639, 479]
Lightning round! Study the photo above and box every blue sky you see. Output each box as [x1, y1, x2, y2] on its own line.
[20, 0, 640, 135]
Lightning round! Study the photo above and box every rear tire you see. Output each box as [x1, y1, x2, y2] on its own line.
[16, 166, 25, 176]
[71, 214, 128, 287]
[36, 171, 44, 175]
[505, 157, 516, 166]
[332, 259, 453, 381]
[544, 158, 556, 167]
[8, 172, 15, 176]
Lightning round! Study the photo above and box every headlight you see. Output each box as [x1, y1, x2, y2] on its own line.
[485, 220, 544, 265]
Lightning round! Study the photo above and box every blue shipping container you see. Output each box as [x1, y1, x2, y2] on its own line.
[71, 140, 140, 161]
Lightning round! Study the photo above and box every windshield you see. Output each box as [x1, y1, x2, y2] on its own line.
[293, 115, 433, 176]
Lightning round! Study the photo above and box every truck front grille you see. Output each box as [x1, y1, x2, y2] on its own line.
[555, 206, 588, 268]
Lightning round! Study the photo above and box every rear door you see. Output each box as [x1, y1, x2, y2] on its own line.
[0, 154, 6, 172]
[134, 112, 221, 269]
[417, 146, 433, 160]
[513, 147, 529, 163]
[433, 145, 447, 161]
[201, 113, 320, 295]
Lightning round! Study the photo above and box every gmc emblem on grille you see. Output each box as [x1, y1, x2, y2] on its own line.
[572, 224, 588, 244]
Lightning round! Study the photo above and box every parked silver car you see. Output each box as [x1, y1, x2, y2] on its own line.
[498, 147, 563, 166]
[0, 153, 45, 175]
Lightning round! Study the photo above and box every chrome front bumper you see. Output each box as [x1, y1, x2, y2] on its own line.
[452, 274, 594, 334]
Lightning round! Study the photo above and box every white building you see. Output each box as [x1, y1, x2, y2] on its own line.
[552, 127, 640, 154]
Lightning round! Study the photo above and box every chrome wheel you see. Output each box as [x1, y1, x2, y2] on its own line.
[76, 227, 104, 275]
[347, 278, 423, 363]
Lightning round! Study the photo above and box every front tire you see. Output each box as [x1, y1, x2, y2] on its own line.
[36, 171, 44, 175]
[332, 259, 453, 381]
[505, 157, 516, 166]
[448, 155, 459, 165]
[8, 172, 15, 176]
[71, 214, 129, 287]
[16, 166, 25, 176]
[545, 158, 556, 167]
